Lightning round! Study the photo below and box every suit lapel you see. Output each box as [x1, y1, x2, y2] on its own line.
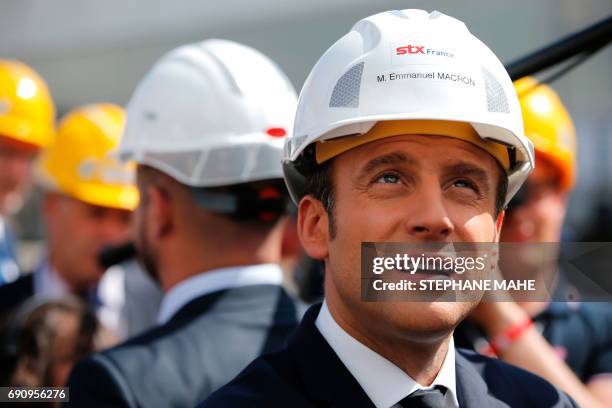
[455, 350, 509, 408]
[165, 290, 227, 327]
[287, 304, 515, 408]
[288, 304, 376, 408]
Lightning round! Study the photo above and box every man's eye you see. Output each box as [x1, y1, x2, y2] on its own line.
[453, 179, 476, 190]
[375, 173, 400, 184]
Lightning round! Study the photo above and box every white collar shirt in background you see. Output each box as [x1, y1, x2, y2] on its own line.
[157, 263, 283, 324]
[33, 261, 71, 299]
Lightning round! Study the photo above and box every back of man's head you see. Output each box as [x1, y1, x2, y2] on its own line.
[119, 39, 297, 288]
[137, 165, 287, 246]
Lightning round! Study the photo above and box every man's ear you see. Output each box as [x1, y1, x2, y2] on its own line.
[297, 196, 329, 260]
[146, 184, 173, 240]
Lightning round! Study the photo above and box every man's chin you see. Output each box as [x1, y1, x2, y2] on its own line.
[367, 301, 473, 342]
[0, 191, 25, 215]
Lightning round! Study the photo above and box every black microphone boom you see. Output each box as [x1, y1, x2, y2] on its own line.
[506, 14, 612, 80]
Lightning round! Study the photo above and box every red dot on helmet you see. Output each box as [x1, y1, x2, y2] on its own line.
[266, 127, 286, 137]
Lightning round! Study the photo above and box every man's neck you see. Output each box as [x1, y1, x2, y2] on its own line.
[325, 295, 452, 386]
[159, 255, 280, 293]
[158, 229, 283, 293]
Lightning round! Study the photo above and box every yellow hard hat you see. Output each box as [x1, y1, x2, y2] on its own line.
[0, 60, 55, 148]
[36, 103, 138, 210]
[514, 77, 576, 191]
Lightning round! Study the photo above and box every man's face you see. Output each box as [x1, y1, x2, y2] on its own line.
[45, 194, 132, 292]
[501, 158, 567, 243]
[0, 136, 39, 215]
[320, 135, 503, 342]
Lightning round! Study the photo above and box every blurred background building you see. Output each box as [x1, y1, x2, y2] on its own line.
[0, 0, 610, 268]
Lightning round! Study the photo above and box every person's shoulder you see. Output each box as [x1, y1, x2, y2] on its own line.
[200, 348, 311, 408]
[0, 274, 33, 310]
[66, 323, 187, 406]
[103, 316, 201, 367]
[66, 352, 132, 407]
[0, 273, 33, 293]
[572, 302, 612, 323]
[457, 348, 578, 407]
[549, 302, 612, 341]
[458, 347, 546, 382]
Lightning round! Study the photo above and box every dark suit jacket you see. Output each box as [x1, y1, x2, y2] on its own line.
[66, 284, 297, 408]
[201, 303, 577, 408]
[0, 273, 33, 315]
[121, 260, 163, 338]
[0, 261, 162, 338]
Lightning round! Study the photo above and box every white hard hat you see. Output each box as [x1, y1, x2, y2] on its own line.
[119, 39, 298, 187]
[283, 9, 534, 206]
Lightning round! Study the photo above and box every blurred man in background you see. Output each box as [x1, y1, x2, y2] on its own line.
[67, 39, 299, 408]
[457, 77, 612, 407]
[0, 60, 55, 286]
[0, 103, 138, 335]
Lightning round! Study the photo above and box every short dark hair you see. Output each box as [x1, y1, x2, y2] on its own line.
[303, 158, 507, 239]
[303, 159, 337, 238]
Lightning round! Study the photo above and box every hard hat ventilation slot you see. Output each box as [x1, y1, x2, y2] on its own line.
[289, 134, 309, 157]
[481, 67, 510, 113]
[249, 144, 282, 177]
[144, 151, 202, 180]
[197, 146, 248, 183]
[329, 62, 364, 108]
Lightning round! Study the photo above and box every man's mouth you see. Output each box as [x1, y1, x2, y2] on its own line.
[413, 268, 452, 277]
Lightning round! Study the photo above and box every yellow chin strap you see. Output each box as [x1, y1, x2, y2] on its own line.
[315, 120, 510, 171]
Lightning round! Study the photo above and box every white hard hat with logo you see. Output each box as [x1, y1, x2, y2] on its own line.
[118, 39, 297, 188]
[283, 9, 535, 206]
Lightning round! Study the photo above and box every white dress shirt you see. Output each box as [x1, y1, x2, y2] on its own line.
[0, 218, 20, 284]
[97, 264, 127, 338]
[34, 261, 126, 338]
[157, 263, 283, 324]
[315, 301, 459, 408]
[33, 262, 72, 299]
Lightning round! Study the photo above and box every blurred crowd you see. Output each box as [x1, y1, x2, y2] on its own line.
[0, 8, 610, 408]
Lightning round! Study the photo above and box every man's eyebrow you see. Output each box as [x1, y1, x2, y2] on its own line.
[444, 162, 492, 190]
[359, 151, 417, 176]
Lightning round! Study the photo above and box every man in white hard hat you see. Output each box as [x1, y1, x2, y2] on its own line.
[66, 39, 299, 407]
[203, 10, 576, 407]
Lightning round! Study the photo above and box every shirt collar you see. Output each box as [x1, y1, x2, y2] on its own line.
[33, 261, 71, 299]
[315, 301, 458, 408]
[157, 263, 283, 324]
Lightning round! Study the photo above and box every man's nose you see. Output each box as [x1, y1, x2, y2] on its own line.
[404, 185, 454, 240]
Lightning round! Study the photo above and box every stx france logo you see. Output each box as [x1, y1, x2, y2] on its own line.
[396, 44, 425, 55]
[395, 43, 454, 58]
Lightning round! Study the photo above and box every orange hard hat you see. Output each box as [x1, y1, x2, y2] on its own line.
[514, 77, 576, 191]
[36, 103, 138, 210]
[0, 60, 55, 149]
